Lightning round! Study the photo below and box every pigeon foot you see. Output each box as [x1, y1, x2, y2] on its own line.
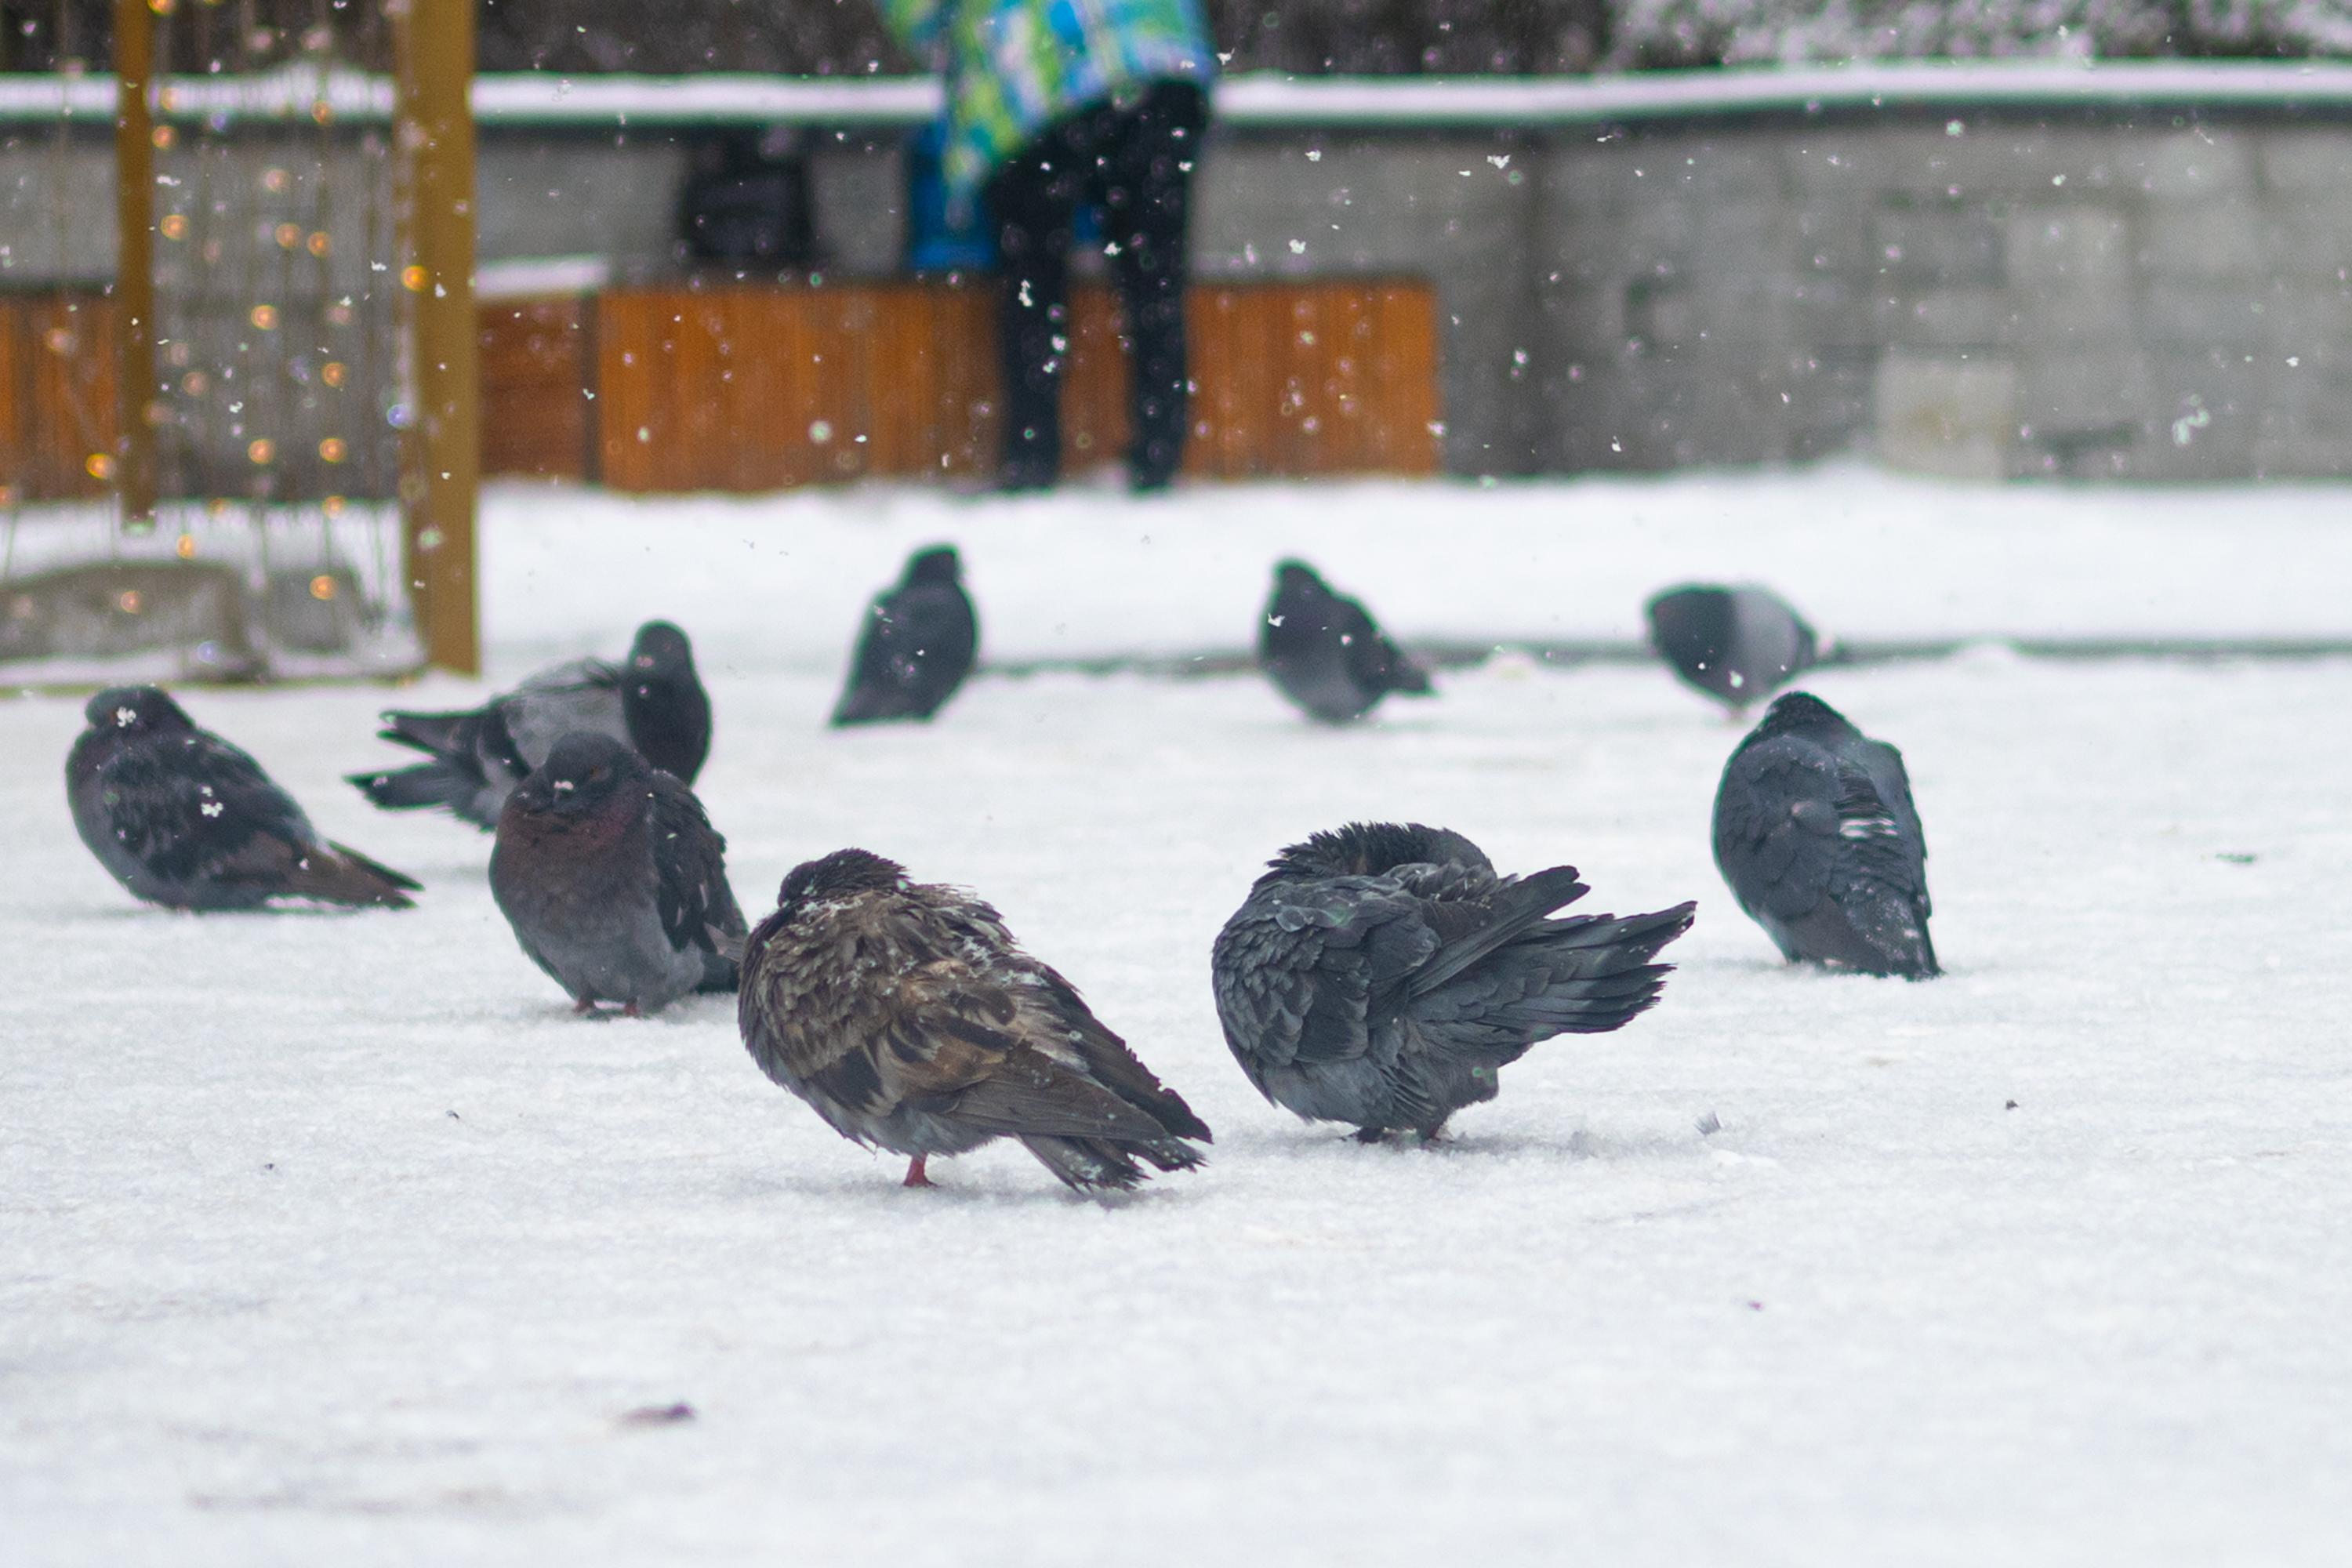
[902, 1156, 935, 1188]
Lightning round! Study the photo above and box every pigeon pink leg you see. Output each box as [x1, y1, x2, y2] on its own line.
[902, 1156, 935, 1188]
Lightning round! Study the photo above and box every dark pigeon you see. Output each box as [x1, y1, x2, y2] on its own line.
[1646, 583, 1820, 713]
[1712, 691, 1938, 978]
[67, 685, 419, 912]
[1212, 822, 1695, 1141]
[1258, 560, 1432, 724]
[488, 731, 746, 1014]
[738, 848, 1210, 1192]
[829, 545, 978, 725]
[350, 619, 711, 829]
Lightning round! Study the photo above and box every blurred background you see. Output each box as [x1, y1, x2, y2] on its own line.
[5, 1, 2352, 681]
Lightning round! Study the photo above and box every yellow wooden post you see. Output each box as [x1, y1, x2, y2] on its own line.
[111, 0, 158, 528]
[396, 0, 481, 674]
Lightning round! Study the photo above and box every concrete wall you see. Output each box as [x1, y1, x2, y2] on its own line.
[1526, 114, 2352, 479]
[13, 107, 2352, 479]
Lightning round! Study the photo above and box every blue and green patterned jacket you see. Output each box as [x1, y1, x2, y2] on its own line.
[883, 0, 1217, 205]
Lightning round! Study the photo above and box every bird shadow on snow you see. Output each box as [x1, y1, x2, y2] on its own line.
[1232, 1122, 1659, 1166]
[52, 902, 405, 924]
[721, 1158, 1209, 1212]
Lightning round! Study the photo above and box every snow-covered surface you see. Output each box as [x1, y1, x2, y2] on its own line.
[7, 471, 2352, 1564]
[18, 60, 2352, 128]
[478, 468, 2352, 675]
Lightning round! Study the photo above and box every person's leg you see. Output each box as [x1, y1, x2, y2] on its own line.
[985, 130, 1087, 490]
[1098, 82, 1207, 492]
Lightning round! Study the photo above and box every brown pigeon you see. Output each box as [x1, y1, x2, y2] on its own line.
[737, 848, 1210, 1192]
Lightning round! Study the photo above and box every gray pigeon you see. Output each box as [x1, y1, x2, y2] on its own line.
[1646, 583, 1820, 713]
[830, 545, 979, 725]
[351, 619, 711, 829]
[737, 848, 1210, 1192]
[1258, 560, 1432, 724]
[1211, 822, 1695, 1141]
[67, 685, 419, 911]
[1712, 691, 1938, 978]
[488, 731, 746, 1014]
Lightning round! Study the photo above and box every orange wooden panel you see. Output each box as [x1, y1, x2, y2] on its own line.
[594, 293, 668, 491]
[0, 294, 118, 503]
[1370, 283, 1442, 475]
[931, 284, 997, 481]
[1061, 282, 1131, 472]
[591, 277, 1440, 493]
[478, 297, 592, 481]
[0, 304, 23, 505]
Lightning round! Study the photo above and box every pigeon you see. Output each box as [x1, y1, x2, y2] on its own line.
[829, 545, 978, 725]
[737, 848, 1210, 1192]
[1258, 560, 1432, 724]
[350, 619, 711, 829]
[488, 731, 746, 1014]
[67, 685, 419, 911]
[1211, 822, 1696, 1141]
[1712, 691, 1938, 978]
[1645, 583, 1819, 713]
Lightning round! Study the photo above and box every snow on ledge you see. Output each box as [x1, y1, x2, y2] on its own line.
[13, 60, 2352, 129]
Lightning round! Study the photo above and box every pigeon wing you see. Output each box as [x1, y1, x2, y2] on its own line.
[1406, 901, 1694, 1056]
[500, 659, 627, 768]
[105, 731, 315, 887]
[988, 942, 1212, 1143]
[1210, 876, 1440, 1082]
[1715, 739, 1847, 923]
[646, 774, 746, 970]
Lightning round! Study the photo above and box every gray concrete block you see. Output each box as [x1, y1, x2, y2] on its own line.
[2259, 131, 2352, 193]
[1788, 277, 1881, 349]
[2266, 286, 2352, 364]
[1789, 200, 1880, 276]
[2125, 129, 2259, 201]
[1783, 351, 1877, 457]
[478, 137, 692, 277]
[2139, 200, 2277, 280]
[2016, 285, 2139, 348]
[2111, 355, 2261, 477]
[0, 143, 114, 282]
[809, 144, 904, 276]
[2139, 284, 2272, 351]
[1877, 289, 2020, 350]
[1785, 129, 1967, 195]
[1597, 360, 1796, 468]
[2260, 201, 2352, 282]
[2016, 350, 2154, 429]
[1646, 140, 1788, 202]
[2006, 206, 2131, 293]
[1873, 351, 2016, 478]
[1871, 200, 2005, 285]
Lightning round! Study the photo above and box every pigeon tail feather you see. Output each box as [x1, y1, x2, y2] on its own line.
[1404, 864, 1590, 1000]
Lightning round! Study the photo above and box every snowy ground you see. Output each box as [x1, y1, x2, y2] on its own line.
[6, 471, 2352, 1565]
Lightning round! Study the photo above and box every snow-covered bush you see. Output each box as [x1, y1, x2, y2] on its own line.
[1603, 0, 2352, 66]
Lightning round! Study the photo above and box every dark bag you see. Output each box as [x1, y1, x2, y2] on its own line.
[679, 127, 815, 267]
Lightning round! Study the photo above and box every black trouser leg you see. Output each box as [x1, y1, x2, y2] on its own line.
[1099, 83, 1205, 491]
[986, 143, 1083, 489]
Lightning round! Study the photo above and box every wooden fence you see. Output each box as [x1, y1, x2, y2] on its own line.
[8, 278, 1439, 500]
